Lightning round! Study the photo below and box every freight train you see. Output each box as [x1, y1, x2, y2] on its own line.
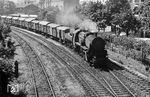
[0, 15, 108, 68]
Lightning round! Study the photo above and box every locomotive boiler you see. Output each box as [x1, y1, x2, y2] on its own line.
[73, 30, 108, 67]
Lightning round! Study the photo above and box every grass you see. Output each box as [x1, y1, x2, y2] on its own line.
[107, 50, 150, 78]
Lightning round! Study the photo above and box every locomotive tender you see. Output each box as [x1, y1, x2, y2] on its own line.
[0, 15, 108, 68]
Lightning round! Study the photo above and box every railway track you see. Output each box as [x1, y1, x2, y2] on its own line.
[12, 33, 56, 97]
[113, 70, 150, 96]
[39, 44, 116, 97]
[12, 27, 137, 97]
[14, 38, 39, 97]
[12, 26, 115, 97]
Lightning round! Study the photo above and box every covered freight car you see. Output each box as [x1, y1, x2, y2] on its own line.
[24, 18, 35, 30]
[47, 23, 60, 37]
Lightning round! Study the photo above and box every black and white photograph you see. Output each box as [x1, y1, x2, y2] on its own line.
[0, 0, 150, 97]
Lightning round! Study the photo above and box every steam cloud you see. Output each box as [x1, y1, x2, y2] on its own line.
[56, 8, 82, 28]
[56, 0, 98, 32]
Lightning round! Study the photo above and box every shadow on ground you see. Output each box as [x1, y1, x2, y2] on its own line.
[94, 59, 124, 72]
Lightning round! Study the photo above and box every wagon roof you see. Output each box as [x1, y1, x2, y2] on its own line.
[13, 17, 19, 20]
[57, 26, 70, 30]
[1, 15, 7, 18]
[47, 23, 60, 28]
[10, 14, 20, 17]
[29, 15, 38, 18]
[31, 20, 39, 23]
[25, 18, 35, 22]
[7, 16, 13, 19]
[20, 14, 29, 18]
[39, 21, 50, 25]
[18, 17, 26, 20]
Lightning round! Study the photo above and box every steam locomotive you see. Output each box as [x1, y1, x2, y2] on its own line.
[0, 15, 108, 68]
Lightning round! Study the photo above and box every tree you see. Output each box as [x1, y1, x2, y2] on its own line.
[38, 6, 59, 22]
[105, 0, 141, 36]
[0, 1, 4, 14]
[0, 1, 16, 15]
[78, 1, 107, 30]
[137, 1, 150, 37]
[106, 0, 131, 14]
[5, 1, 16, 14]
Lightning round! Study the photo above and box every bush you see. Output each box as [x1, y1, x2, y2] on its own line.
[98, 32, 150, 63]
[98, 32, 150, 53]
[0, 23, 16, 95]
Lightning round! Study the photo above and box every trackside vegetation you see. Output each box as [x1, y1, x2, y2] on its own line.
[0, 22, 24, 96]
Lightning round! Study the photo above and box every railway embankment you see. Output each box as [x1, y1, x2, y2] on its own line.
[108, 50, 150, 80]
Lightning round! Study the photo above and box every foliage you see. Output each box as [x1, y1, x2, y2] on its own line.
[0, 1, 16, 15]
[106, 0, 141, 36]
[99, 32, 150, 63]
[78, 1, 107, 30]
[77, 0, 141, 36]
[137, 1, 150, 37]
[46, 6, 59, 23]
[38, 6, 59, 22]
[5, 1, 16, 15]
[106, 0, 131, 14]
[98, 32, 150, 55]
[0, 59, 14, 80]
[0, 22, 16, 95]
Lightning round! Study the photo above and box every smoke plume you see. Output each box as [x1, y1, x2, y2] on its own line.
[78, 19, 98, 32]
[56, 8, 82, 27]
[56, 0, 98, 32]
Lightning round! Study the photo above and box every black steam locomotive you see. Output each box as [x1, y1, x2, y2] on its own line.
[0, 15, 108, 68]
